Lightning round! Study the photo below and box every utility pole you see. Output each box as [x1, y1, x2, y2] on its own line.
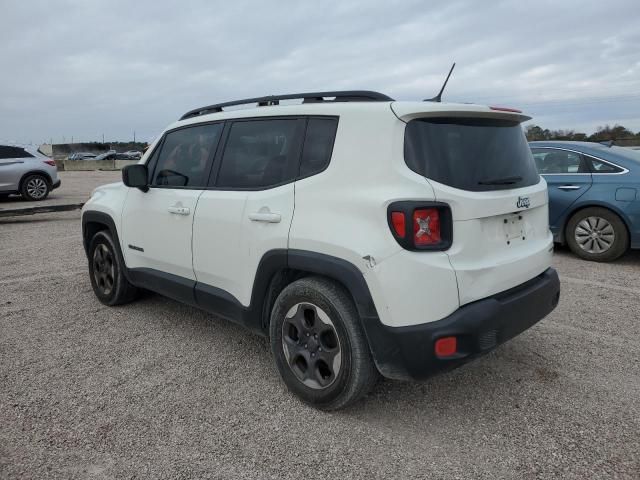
[102, 133, 105, 143]
[133, 130, 136, 143]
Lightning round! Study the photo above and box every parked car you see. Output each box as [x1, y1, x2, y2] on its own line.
[94, 152, 133, 161]
[0, 144, 61, 200]
[122, 150, 142, 159]
[530, 141, 640, 261]
[82, 91, 560, 409]
[67, 152, 97, 160]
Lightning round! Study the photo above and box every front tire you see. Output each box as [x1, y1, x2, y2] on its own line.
[21, 174, 50, 201]
[88, 230, 139, 305]
[270, 277, 378, 410]
[566, 207, 629, 262]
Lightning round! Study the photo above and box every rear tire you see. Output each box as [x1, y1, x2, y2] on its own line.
[566, 207, 629, 262]
[88, 230, 139, 305]
[269, 277, 378, 410]
[20, 174, 50, 201]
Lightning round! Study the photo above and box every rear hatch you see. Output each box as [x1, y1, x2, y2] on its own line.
[396, 104, 553, 306]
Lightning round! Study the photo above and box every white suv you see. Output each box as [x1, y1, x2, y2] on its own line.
[82, 91, 560, 410]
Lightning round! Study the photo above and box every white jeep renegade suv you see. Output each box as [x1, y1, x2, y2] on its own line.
[82, 91, 560, 410]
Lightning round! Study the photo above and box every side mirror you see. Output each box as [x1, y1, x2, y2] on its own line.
[122, 164, 149, 192]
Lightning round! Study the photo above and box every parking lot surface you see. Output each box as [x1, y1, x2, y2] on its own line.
[0, 171, 121, 214]
[1, 176, 639, 479]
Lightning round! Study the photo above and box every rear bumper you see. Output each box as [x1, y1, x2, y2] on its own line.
[363, 268, 560, 380]
[52, 179, 61, 190]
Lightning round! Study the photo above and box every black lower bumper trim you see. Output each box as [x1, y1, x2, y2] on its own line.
[52, 179, 61, 190]
[363, 268, 560, 380]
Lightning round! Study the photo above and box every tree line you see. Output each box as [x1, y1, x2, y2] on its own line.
[525, 124, 640, 145]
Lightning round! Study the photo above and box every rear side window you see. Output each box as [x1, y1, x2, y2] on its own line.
[586, 156, 624, 173]
[299, 117, 338, 178]
[216, 119, 301, 189]
[151, 123, 223, 187]
[404, 118, 539, 191]
[531, 149, 589, 174]
[0, 146, 33, 159]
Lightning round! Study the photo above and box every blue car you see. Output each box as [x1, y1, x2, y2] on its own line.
[529, 141, 640, 261]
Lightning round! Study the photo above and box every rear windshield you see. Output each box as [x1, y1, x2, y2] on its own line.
[404, 117, 540, 192]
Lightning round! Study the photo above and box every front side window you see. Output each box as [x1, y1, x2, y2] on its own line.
[404, 118, 539, 191]
[531, 149, 589, 174]
[152, 123, 223, 187]
[216, 119, 301, 189]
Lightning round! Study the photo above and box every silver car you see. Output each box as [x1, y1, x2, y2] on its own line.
[0, 144, 61, 201]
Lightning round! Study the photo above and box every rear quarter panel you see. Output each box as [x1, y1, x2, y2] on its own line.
[556, 174, 640, 247]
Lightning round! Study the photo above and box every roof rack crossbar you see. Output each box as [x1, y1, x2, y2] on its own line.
[179, 90, 393, 120]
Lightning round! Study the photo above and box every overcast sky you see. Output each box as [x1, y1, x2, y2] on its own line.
[1, 0, 639, 145]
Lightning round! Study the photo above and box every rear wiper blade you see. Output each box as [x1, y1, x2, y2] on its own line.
[478, 176, 523, 185]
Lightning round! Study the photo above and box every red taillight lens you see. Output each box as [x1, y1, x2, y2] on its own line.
[413, 208, 441, 245]
[390, 212, 406, 238]
[435, 337, 457, 357]
[43, 159, 56, 166]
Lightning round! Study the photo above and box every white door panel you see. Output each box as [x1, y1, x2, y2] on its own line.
[192, 190, 248, 300]
[193, 184, 294, 306]
[121, 188, 202, 279]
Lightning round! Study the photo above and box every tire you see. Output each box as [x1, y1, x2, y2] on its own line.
[88, 230, 139, 306]
[269, 276, 378, 410]
[20, 174, 50, 201]
[565, 207, 629, 262]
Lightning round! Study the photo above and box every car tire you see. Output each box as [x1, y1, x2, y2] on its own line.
[566, 207, 629, 262]
[269, 276, 379, 410]
[20, 174, 50, 201]
[88, 230, 139, 306]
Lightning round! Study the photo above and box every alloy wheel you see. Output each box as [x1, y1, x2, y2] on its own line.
[574, 216, 615, 254]
[26, 177, 47, 199]
[92, 243, 115, 295]
[281, 302, 342, 389]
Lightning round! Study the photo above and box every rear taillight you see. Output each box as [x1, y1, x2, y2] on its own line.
[43, 159, 56, 166]
[388, 201, 452, 251]
[413, 208, 441, 246]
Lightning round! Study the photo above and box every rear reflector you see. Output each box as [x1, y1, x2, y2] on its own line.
[489, 105, 522, 113]
[390, 212, 406, 238]
[413, 208, 441, 245]
[43, 159, 56, 166]
[435, 337, 457, 357]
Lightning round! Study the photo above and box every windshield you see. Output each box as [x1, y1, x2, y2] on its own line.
[404, 117, 540, 192]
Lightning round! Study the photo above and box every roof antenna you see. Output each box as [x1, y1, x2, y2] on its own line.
[424, 62, 456, 102]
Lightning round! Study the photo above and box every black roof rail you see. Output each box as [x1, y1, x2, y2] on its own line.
[179, 90, 394, 120]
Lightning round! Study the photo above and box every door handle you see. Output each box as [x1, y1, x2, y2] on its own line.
[249, 209, 281, 223]
[168, 205, 190, 215]
[557, 185, 581, 191]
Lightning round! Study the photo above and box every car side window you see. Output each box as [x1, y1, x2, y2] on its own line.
[298, 117, 338, 178]
[585, 155, 624, 173]
[216, 119, 301, 189]
[0, 146, 32, 159]
[531, 148, 588, 174]
[151, 123, 222, 188]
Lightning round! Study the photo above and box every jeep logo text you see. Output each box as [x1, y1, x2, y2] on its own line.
[516, 196, 530, 209]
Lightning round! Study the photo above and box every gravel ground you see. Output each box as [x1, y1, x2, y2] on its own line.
[1, 209, 639, 479]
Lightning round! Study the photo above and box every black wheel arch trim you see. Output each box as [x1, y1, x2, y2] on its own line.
[82, 210, 134, 285]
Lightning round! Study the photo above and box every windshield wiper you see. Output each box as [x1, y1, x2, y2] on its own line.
[478, 176, 523, 185]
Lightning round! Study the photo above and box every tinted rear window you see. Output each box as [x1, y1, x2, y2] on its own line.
[404, 118, 539, 191]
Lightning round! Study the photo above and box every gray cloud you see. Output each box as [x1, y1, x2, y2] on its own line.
[1, 0, 639, 144]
